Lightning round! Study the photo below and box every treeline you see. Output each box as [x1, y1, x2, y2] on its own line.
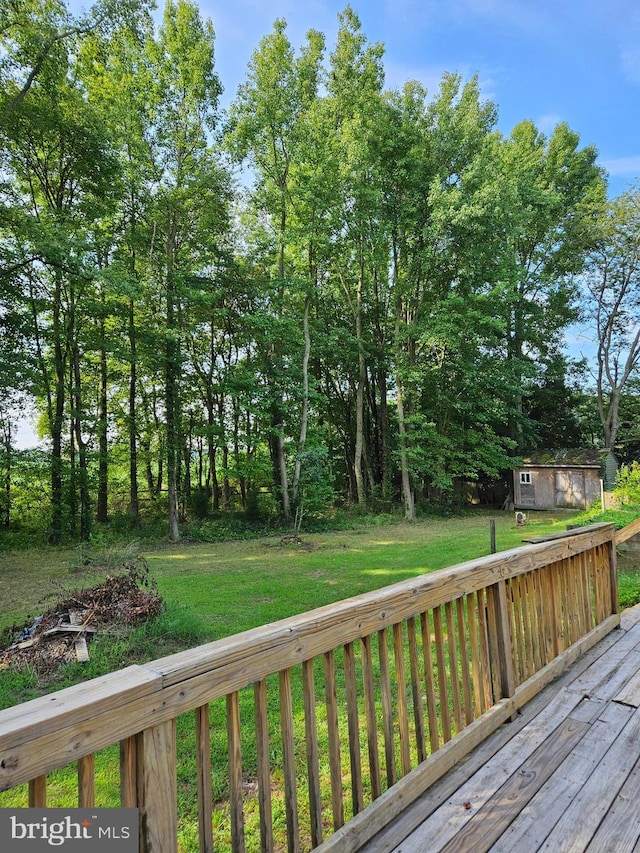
[0, 0, 629, 541]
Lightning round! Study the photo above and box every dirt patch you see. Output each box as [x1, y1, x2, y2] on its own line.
[0, 560, 163, 675]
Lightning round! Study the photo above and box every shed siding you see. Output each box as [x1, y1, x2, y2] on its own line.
[514, 466, 601, 510]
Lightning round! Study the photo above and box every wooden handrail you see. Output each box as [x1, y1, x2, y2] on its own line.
[615, 516, 640, 544]
[0, 521, 627, 853]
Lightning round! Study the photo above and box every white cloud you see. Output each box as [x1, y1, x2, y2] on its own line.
[537, 114, 563, 134]
[600, 155, 640, 178]
[383, 59, 499, 107]
[621, 47, 640, 84]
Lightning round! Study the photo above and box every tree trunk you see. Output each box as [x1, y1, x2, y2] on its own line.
[96, 314, 109, 523]
[394, 280, 414, 520]
[271, 204, 291, 520]
[233, 397, 246, 507]
[165, 225, 181, 542]
[292, 294, 312, 503]
[1, 419, 11, 527]
[128, 297, 140, 525]
[73, 343, 90, 541]
[395, 374, 415, 520]
[50, 270, 66, 543]
[207, 397, 219, 511]
[353, 255, 367, 507]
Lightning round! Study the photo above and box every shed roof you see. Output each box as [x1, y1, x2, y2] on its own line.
[518, 449, 608, 468]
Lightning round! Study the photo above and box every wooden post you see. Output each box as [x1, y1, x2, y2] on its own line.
[608, 533, 620, 618]
[120, 737, 137, 808]
[487, 581, 516, 705]
[279, 668, 300, 853]
[302, 661, 322, 848]
[324, 650, 344, 830]
[255, 679, 275, 853]
[28, 776, 46, 807]
[195, 704, 214, 853]
[227, 692, 245, 853]
[344, 642, 364, 814]
[78, 753, 95, 807]
[137, 721, 178, 853]
[361, 635, 382, 800]
[490, 519, 497, 554]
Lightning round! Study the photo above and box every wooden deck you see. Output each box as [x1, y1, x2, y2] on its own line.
[364, 602, 640, 853]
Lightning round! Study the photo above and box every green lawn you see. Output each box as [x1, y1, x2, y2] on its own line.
[2, 507, 635, 853]
[0, 508, 583, 707]
[146, 509, 584, 641]
[1, 510, 582, 640]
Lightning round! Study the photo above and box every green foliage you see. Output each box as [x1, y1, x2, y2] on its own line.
[0, 0, 614, 539]
[294, 447, 336, 530]
[566, 499, 640, 530]
[614, 463, 640, 505]
[584, 186, 640, 450]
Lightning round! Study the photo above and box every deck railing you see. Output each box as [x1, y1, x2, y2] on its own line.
[0, 522, 623, 852]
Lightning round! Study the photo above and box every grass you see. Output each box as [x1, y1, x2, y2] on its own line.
[0, 602, 211, 710]
[0, 509, 570, 636]
[0, 509, 582, 703]
[2, 506, 639, 852]
[6, 504, 640, 711]
[141, 507, 626, 640]
[619, 570, 640, 609]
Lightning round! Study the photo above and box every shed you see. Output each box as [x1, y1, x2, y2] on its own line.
[513, 450, 617, 511]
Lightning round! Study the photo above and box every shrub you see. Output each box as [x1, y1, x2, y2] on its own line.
[614, 462, 640, 505]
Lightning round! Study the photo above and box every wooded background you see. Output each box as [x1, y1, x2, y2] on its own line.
[1, 0, 639, 541]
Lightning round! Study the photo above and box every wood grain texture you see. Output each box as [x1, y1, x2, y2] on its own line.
[254, 678, 275, 853]
[137, 720, 178, 853]
[77, 753, 94, 807]
[324, 650, 344, 830]
[279, 668, 300, 853]
[195, 704, 213, 853]
[436, 717, 590, 853]
[120, 736, 137, 808]
[302, 660, 322, 848]
[344, 641, 364, 815]
[226, 692, 245, 853]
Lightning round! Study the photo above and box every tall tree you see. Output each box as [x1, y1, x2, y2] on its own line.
[145, 0, 229, 540]
[0, 0, 149, 120]
[379, 74, 508, 515]
[78, 11, 155, 526]
[227, 18, 325, 519]
[324, 6, 386, 508]
[497, 120, 606, 450]
[1, 36, 118, 540]
[585, 185, 640, 451]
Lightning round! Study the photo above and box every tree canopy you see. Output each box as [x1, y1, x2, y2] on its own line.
[1, 0, 626, 541]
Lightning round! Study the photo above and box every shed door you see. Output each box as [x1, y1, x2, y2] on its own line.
[555, 470, 585, 508]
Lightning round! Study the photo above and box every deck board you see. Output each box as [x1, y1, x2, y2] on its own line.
[583, 756, 640, 853]
[437, 717, 590, 853]
[369, 604, 640, 853]
[614, 669, 640, 708]
[489, 701, 635, 853]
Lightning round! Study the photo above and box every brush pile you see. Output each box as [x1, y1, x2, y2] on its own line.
[0, 558, 163, 674]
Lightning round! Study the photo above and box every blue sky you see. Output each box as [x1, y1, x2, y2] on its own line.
[194, 0, 639, 198]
